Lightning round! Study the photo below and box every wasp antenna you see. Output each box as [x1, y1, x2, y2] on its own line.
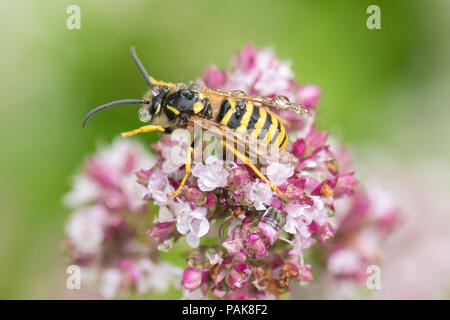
[82, 99, 148, 128]
[130, 47, 153, 88]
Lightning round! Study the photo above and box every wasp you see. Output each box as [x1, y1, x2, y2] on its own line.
[83, 47, 310, 198]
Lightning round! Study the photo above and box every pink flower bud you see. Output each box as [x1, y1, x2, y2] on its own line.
[232, 44, 256, 71]
[297, 264, 314, 282]
[204, 192, 217, 208]
[184, 186, 205, 206]
[306, 126, 329, 151]
[246, 232, 267, 259]
[228, 165, 250, 188]
[182, 267, 203, 290]
[310, 222, 336, 244]
[148, 222, 175, 240]
[257, 220, 279, 245]
[292, 139, 306, 159]
[119, 258, 139, 281]
[228, 263, 250, 288]
[202, 65, 227, 89]
[297, 85, 321, 109]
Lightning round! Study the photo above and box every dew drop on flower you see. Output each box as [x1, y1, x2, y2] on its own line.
[328, 208, 335, 217]
[261, 208, 286, 229]
[186, 250, 205, 267]
[218, 217, 240, 242]
[157, 239, 173, 252]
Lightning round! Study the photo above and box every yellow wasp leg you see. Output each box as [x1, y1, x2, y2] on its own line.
[221, 140, 283, 197]
[120, 125, 165, 138]
[149, 77, 176, 89]
[168, 146, 194, 197]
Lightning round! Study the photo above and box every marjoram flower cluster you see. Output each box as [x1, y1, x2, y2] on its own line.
[64, 45, 399, 299]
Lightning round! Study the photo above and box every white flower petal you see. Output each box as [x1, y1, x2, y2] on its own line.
[176, 215, 190, 235]
[283, 217, 298, 234]
[158, 206, 175, 222]
[66, 206, 107, 255]
[246, 181, 273, 210]
[191, 156, 229, 192]
[99, 268, 122, 299]
[186, 232, 200, 248]
[267, 162, 294, 186]
[190, 215, 210, 237]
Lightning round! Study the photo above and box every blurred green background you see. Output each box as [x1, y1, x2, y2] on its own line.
[0, 0, 449, 299]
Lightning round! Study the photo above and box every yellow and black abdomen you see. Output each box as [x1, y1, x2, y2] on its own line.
[216, 99, 288, 149]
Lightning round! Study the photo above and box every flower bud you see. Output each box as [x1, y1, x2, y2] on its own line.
[182, 267, 203, 290]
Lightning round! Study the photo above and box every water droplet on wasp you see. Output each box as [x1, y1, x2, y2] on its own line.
[272, 95, 290, 107]
[231, 89, 246, 95]
[138, 106, 152, 122]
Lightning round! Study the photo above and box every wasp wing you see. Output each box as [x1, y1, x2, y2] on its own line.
[187, 116, 297, 165]
[199, 87, 311, 119]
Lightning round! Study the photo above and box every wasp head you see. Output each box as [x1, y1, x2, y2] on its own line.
[138, 85, 169, 123]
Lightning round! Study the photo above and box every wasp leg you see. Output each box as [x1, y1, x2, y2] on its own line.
[168, 136, 200, 197]
[120, 125, 165, 138]
[167, 146, 193, 198]
[221, 140, 283, 197]
[149, 77, 176, 89]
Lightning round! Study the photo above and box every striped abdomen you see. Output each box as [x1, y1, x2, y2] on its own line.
[216, 99, 288, 149]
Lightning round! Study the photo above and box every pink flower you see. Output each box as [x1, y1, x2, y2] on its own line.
[246, 181, 273, 211]
[66, 205, 108, 255]
[266, 162, 294, 186]
[257, 221, 279, 245]
[231, 44, 256, 72]
[182, 267, 203, 290]
[136, 260, 182, 293]
[292, 139, 306, 159]
[65, 44, 398, 300]
[246, 232, 267, 259]
[284, 203, 313, 237]
[148, 222, 175, 241]
[176, 207, 210, 248]
[228, 263, 250, 288]
[297, 264, 314, 283]
[202, 65, 227, 89]
[297, 85, 321, 109]
[225, 46, 294, 97]
[64, 140, 181, 298]
[228, 165, 250, 188]
[305, 125, 329, 152]
[64, 139, 154, 211]
[191, 156, 229, 192]
[327, 248, 362, 276]
[147, 170, 175, 205]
